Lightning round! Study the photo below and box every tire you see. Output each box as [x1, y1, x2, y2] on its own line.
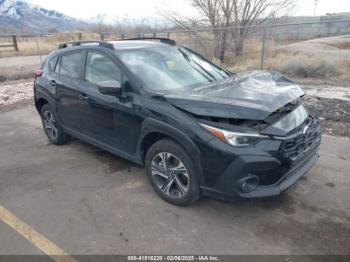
[145, 139, 201, 206]
[40, 104, 70, 145]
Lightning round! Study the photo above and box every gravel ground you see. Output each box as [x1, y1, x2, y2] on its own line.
[0, 79, 34, 106]
[1, 79, 349, 137]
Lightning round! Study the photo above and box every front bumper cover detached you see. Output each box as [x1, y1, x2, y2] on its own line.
[238, 152, 319, 198]
[200, 148, 319, 201]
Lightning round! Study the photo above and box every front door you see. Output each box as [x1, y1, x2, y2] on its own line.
[81, 51, 140, 156]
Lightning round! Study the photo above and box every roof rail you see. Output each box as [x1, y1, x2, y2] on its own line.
[120, 37, 176, 45]
[58, 41, 114, 50]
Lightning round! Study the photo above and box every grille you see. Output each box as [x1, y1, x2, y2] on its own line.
[280, 117, 321, 161]
[265, 99, 302, 124]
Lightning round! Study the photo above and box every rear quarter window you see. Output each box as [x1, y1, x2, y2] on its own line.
[48, 56, 59, 72]
[60, 52, 83, 79]
[54, 57, 60, 74]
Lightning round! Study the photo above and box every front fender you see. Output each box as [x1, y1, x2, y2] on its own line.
[137, 118, 204, 183]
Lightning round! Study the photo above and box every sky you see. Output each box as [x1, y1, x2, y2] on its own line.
[25, 0, 350, 21]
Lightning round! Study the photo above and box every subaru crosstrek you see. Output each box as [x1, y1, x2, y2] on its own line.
[34, 39, 321, 206]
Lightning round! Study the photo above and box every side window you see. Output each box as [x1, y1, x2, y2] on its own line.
[48, 56, 59, 72]
[85, 52, 123, 85]
[60, 52, 82, 79]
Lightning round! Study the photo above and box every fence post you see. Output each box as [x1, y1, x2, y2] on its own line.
[167, 32, 170, 39]
[12, 35, 18, 51]
[100, 32, 105, 41]
[193, 30, 198, 52]
[260, 27, 266, 70]
[78, 32, 82, 40]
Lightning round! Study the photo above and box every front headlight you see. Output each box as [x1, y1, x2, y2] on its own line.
[200, 123, 267, 147]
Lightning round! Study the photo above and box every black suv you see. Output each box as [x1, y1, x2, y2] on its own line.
[34, 39, 321, 206]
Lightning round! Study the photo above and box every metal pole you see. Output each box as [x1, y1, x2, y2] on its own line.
[260, 27, 266, 70]
[35, 39, 43, 66]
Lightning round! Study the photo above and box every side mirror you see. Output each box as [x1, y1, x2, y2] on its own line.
[98, 80, 122, 96]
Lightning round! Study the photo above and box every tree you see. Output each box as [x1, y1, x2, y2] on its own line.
[193, 0, 232, 62]
[90, 13, 112, 34]
[222, 0, 296, 56]
[161, 0, 228, 62]
[162, 0, 295, 61]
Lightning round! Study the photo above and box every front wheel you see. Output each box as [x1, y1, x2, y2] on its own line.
[145, 139, 201, 206]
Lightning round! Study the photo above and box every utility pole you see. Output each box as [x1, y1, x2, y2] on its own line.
[314, 0, 320, 16]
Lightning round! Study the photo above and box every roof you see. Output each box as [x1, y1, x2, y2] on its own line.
[54, 40, 174, 56]
[110, 40, 171, 52]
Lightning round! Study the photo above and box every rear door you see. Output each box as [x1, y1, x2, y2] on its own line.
[55, 51, 85, 132]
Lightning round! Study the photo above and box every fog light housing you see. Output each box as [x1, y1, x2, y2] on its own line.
[239, 175, 260, 193]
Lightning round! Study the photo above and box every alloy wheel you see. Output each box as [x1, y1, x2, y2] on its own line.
[42, 110, 58, 140]
[151, 152, 189, 198]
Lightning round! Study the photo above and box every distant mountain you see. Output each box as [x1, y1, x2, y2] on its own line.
[0, 0, 88, 33]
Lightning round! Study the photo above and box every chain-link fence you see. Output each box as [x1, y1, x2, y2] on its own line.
[101, 19, 350, 82]
[1, 19, 350, 82]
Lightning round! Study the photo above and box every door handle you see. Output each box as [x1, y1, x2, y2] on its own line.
[78, 94, 89, 102]
[49, 80, 57, 86]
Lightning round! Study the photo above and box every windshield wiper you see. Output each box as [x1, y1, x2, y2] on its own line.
[179, 48, 217, 82]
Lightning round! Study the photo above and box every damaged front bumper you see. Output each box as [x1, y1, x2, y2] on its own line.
[198, 117, 321, 201]
[200, 148, 320, 201]
[238, 150, 319, 198]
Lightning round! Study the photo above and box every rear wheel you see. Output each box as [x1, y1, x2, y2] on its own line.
[40, 104, 70, 145]
[145, 139, 201, 206]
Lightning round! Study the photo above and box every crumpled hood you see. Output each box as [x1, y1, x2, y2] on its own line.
[165, 70, 305, 120]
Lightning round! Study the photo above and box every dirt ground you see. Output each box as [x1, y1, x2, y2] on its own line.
[304, 95, 350, 137]
[0, 56, 44, 82]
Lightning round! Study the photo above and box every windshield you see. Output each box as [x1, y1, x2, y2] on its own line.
[117, 46, 231, 92]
